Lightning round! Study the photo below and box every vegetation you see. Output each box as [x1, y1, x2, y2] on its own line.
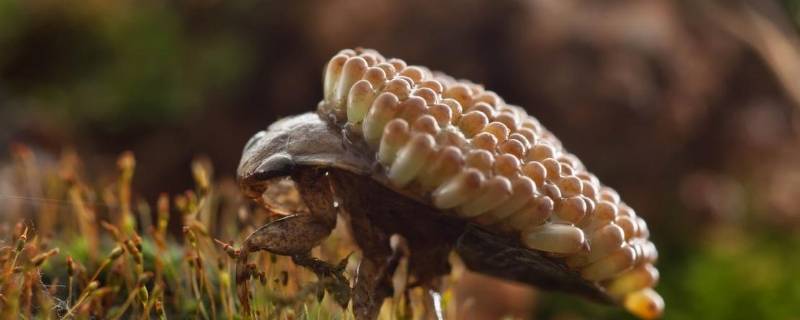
[4, 144, 800, 319]
[0, 147, 364, 319]
[3, 0, 800, 319]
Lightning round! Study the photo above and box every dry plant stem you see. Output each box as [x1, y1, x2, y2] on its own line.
[187, 234, 218, 320]
[195, 248, 218, 320]
[66, 275, 73, 309]
[0, 228, 28, 296]
[214, 239, 239, 319]
[138, 285, 162, 320]
[153, 238, 179, 296]
[59, 282, 97, 320]
[184, 229, 210, 319]
[87, 259, 112, 285]
[67, 186, 99, 258]
[0, 253, 21, 291]
[188, 262, 210, 320]
[201, 272, 218, 320]
[0, 232, 30, 318]
[154, 297, 168, 320]
[158, 305, 168, 320]
[37, 276, 57, 320]
[218, 264, 234, 320]
[109, 286, 141, 320]
[20, 270, 31, 319]
[118, 152, 136, 236]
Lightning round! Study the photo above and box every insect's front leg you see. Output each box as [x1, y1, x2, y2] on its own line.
[236, 213, 340, 314]
[237, 169, 339, 272]
[239, 214, 333, 258]
[236, 169, 344, 312]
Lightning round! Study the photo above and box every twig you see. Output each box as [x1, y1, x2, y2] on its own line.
[59, 281, 98, 320]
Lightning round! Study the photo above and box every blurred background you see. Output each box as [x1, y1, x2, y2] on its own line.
[2, 0, 800, 319]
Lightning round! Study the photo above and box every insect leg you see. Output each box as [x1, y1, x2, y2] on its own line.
[241, 214, 333, 256]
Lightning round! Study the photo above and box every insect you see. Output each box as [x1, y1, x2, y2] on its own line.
[235, 48, 663, 319]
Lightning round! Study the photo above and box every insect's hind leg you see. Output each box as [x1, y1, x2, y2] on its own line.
[352, 234, 411, 320]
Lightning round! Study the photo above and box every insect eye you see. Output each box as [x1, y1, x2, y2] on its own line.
[255, 154, 295, 179]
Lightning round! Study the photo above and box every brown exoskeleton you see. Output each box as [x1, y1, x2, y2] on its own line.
[236, 113, 611, 319]
[234, 48, 663, 319]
